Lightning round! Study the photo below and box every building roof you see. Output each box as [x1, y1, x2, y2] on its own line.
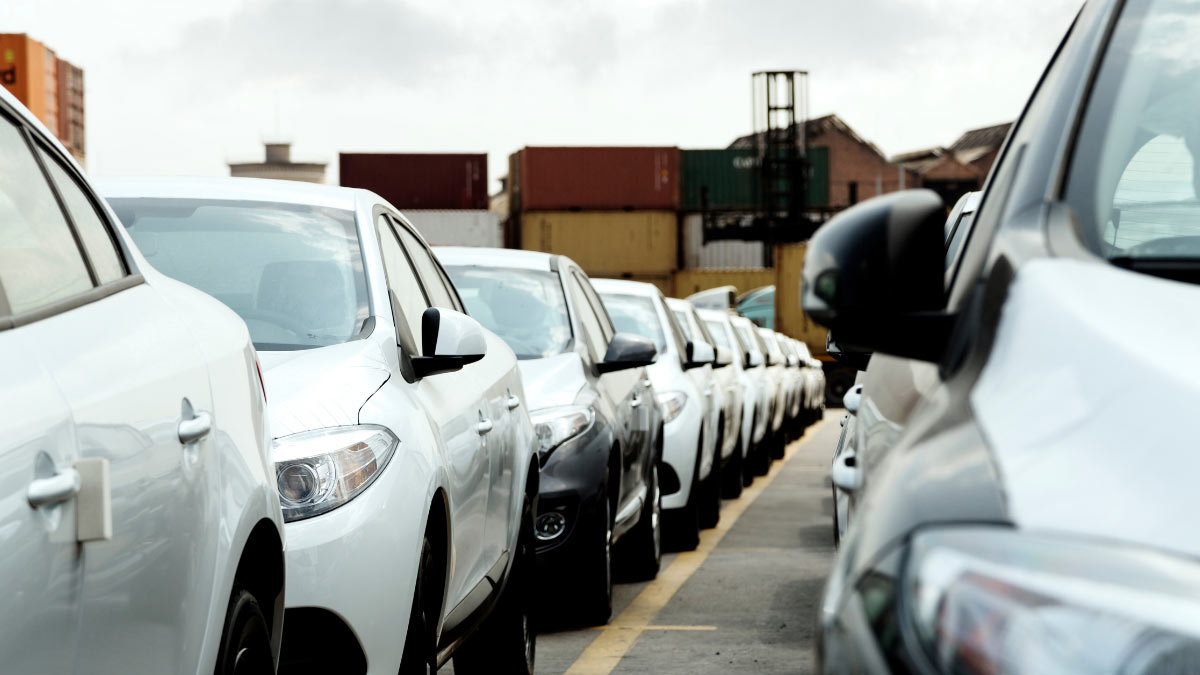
[949, 122, 1012, 153]
[728, 114, 888, 161]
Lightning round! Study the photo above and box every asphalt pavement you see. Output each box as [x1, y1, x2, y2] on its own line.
[529, 410, 840, 675]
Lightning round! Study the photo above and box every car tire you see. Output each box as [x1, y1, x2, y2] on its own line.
[398, 535, 440, 675]
[665, 451, 702, 552]
[453, 496, 537, 675]
[576, 484, 613, 625]
[771, 431, 786, 460]
[214, 587, 273, 675]
[832, 485, 841, 549]
[722, 438, 744, 499]
[616, 463, 662, 582]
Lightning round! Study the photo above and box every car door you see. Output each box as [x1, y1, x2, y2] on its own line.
[0, 110, 88, 674]
[392, 214, 516, 572]
[566, 271, 643, 516]
[25, 137, 223, 673]
[375, 212, 494, 608]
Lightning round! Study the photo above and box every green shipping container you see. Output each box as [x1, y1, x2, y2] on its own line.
[682, 147, 829, 211]
[681, 149, 760, 211]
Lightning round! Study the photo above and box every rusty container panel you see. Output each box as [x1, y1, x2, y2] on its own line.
[520, 211, 677, 276]
[339, 153, 487, 210]
[515, 147, 680, 211]
[671, 268, 776, 300]
[774, 242, 828, 356]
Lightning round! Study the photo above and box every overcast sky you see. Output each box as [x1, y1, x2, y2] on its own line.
[5, 0, 1081, 191]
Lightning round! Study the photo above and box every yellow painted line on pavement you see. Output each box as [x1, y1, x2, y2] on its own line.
[588, 625, 718, 631]
[564, 419, 828, 675]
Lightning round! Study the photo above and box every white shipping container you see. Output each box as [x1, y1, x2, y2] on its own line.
[400, 210, 502, 248]
[682, 213, 768, 269]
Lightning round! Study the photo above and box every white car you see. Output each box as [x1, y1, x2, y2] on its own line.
[730, 315, 773, 475]
[1, 89, 284, 674]
[101, 177, 539, 674]
[667, 298, 743, 500]
[696, 307, 753, 496]
[593, 279, 720, 549]
[756, 326, 790, 457]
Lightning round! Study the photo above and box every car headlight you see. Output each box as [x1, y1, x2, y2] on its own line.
[657, 391, 688, 423]
[903, 527, 1200, 674]
[531, 405, 594, 460]
[273, 425, 398, 523]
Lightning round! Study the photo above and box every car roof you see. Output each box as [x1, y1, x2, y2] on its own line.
[664, 297, 692, 310]
[436, 246, 556, 272]
[96, 176, 369, 212]
[696, 307, 732, 321]
[591, 278, 659, 296]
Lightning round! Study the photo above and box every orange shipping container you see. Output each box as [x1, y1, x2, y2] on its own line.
[0, 34, 57, 132]
[520, 211, 677, 276]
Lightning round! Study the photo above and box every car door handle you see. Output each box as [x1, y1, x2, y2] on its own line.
[831, 451, 861, 492]
[704, 388, 714, 397]
[27, 468, 81, 508]
[506, 395, 521, 411]
[178, 398, 211, 444]
[631, 395, 642, 409]
[477, 418, 494, 435]
[641, 378, 652, 389]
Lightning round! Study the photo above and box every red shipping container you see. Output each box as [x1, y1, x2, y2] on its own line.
[339, 153, 487, 210]
[515, 147, 680, 211]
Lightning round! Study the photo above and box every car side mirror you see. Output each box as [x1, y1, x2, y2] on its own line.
[598, 332, 657, 374]
[843, 384, 864, 415]
[684, 340, 715, 370]
[412, 308, 487, 378]
[714, 346, 733, 368]
[826, 331, 872, 372]
[802, 189, 953, 362]
[745, 350, 764, 368]
[786, 354, 799, 368]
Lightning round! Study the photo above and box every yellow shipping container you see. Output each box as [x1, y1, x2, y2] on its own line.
[671, 268, 775, 299]
[520, 211, 677, 275]
[774, 242, 829, 357]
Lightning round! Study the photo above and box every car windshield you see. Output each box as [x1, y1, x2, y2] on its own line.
[1067, 0, 1200, 264]
[599, 293, 667, 353]
[110, 198, 368, 351]
[445, 266, 572, 359]
[735, 323, 763, 356]
[704, 320, 731, 350]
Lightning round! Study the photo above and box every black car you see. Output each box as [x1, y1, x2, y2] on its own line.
[439, 247, 664, 626]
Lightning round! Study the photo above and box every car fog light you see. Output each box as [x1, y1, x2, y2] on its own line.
[535, 512, 567, 541]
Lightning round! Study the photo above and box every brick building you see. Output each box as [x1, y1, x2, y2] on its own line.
[894, 122, 1012, 206]
[0, 34, 85, 164]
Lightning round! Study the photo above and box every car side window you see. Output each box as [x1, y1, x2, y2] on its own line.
[376, 214, 429, 353]
[573, 271, 615, 342]
[567, 275, 607, 363]
[35, 144, 125, 284]
[391, 217, 459, 311]
[659, 295, 689, 363]
[0, 115, 92, 316]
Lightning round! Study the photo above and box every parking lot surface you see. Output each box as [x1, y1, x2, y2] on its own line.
[526, 412, 839, 675]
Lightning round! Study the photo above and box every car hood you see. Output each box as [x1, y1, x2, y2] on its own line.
[258, 340, 391, 438]
[972, 258, 1200, 558]
[517, 353, 587, 411]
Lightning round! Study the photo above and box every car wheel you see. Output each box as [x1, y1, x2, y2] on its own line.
[832, 485, 841, 549]
[453, 496, 537, 675]
[665, 445, 702, 552]
[398, 535, 440, 675]
[616, 463, 662, 581]
[577, 484, 613, 625]
[214, 587, 273, 675]
[771, 431, 786, 460]
[722, 438, 744, 499]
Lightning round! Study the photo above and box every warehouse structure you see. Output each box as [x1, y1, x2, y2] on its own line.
[229, 142, 326, 184]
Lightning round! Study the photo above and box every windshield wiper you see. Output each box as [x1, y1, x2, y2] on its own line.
[1110, 256, 1200, 285]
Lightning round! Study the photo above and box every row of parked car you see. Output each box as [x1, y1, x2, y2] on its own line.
[1, 82, 824, 674]
[810, 0, 1200, 671]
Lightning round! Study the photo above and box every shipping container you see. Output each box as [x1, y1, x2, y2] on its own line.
[807, 146, 829, 208]
[401, 210, 501, 248]
[513, 147, 680, 211]
[681, 213, 767, 269]
[681, 148, 760, 211]
[339, 153, 487, 210]
[672, 268, 775, 300]
[520, 211, 677, 275]
[774, 242, 828, 356]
